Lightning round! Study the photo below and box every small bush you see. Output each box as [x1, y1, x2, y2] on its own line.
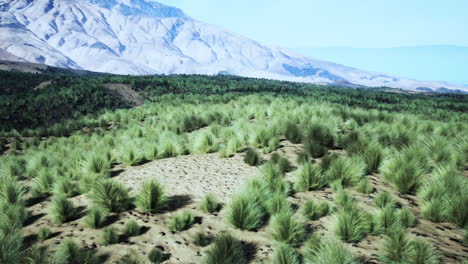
[193, 231, 214, 247]
[380, 228, 412, 263]
[135, 180, 167, 214]
[268, 211, 307, 246]
[303, 239, 360, 264]
[421, 199, 446, 222]
[225, 193, 265, 230]
[446, 194, 468, 227]
[199, 194, 221, 214]
[244, 148, 260, 166]
[266, 193, 293, 216]
[408, 238, 440, 264]
[333, 189, 357, 210]
[202, 232, 247, 264]
[374, 206, 399, 233]
[87, 179, 130, 212]
[168, 211, 195, 232]
[148, 247, 166, 264]
[37, 227, 52, 241]
[285, 123, 302, 144]
[304, 141, 328, 159]
[357, 142, 383, 173]
[303, 123, 335, 148]
[301, 200, 330, 221]
[332, 207, 369, 243]
[271, 155, 292, 173]
[0, 177, 25, 205]
[52, 177, 78, 198]
[83, 155, 110, 177]
[31, 169, 55, 197]
[121, 146, 142, 166]
[356, 178, 374, 194]
[195, 132, 218, 153]
[49, 195, 78, 224]
[101, 227, 119, 245]
[294, 162, 326, 192]
[374, 191, 397, 209]
[84, 206, 108, 229]
[380, 151, 425, 194]
[396, 208, 417, 228]
[271, 243, 300, 264]
[124, 220, 141, 237]
[326, 157, 365, 187]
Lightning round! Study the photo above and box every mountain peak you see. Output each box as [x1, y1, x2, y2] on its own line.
[88, 0, 188, 18]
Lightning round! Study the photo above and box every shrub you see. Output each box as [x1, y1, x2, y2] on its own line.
[0, 177, 25, 205]
[135, 180, 167, 213]
[303, 239, 360, 264]
[380, 228, 412, 263]
[202, 232, 247, 264]
[294, 162, 326, 192]
[301, 200, 330, 221]
[356, 178, 374, 194]
[49, 195, 78, 224]
[199, 194, 221, 214]
[266, 193, 293, 216]
[268, 211, 307, 246]
[193, 231, 214, 247]
[87, 179, 130, 212]
[244, 148, 260, 166]
[408, 238, 440, 264]
[374, 191, 397, 209]
[168, 211, 195, 232]
[380, 151, 425, 194]
[83, 155, 110, 177]
[261, 163, 290, 196]
[124, 220, 141, 237]
[101, 227, 119, 245]
[332, 207, 369, 243]
[272, 156, 292, 173]
[226, 193, 266, 230]
[396, 208, 417, 228]
[326, 157, 365, 187]
[84, 206, 108, 229]
[195, 132, 218, 153]
[37, 227, 52, 241]
[271, 243, 300, 264]
[148, 247, 166, 264]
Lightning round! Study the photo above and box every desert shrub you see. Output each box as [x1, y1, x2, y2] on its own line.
[52, 177, 78, 198]
[303, 238, 360, 264]
[374, 191, 397, 209]
[294, 162, 326, 192]
[326, 157, 365, 187]
[356, 178, 374, 194]
[193, 231, 214, 247]
[148, 247, 166, 264]
[408, 238, 440, 264]
[124, 220, 141, 237]
[396, 208, 417, 228]
[88, 179, 130, 212]
[271, 243, 300, 264]
[268, 211, 307, 246]
[266, 193, 293, 216]
[195, 132, 218, 153]
[332, 207, 369, 242]
[380, 149, 425, 194]
[37, 227, 52, 241]
[101, 227, 119, 245]
[284, 123, 302, 144]
[202, 232, 246, 264]
[199, 194, 221, 214]
[226, 192, 266, 230]
[168, 211, 195, 232]
[49, 195, 78, 224]
[244, 148, 260, 166]
[301, 200, 330, 221]
[380, 228, 412, 263]
[135, 179, 167, 213]
[84, 206, 108, 229]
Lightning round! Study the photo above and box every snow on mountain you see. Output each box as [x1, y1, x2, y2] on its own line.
[1, 0, 466, 92]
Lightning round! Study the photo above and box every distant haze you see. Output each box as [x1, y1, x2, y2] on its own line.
[291, 45, 468, 85]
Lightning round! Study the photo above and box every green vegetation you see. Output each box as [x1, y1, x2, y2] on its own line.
[225, 192, 266, 230]
[84, 206, 108, 229]
[124, 220, 141, 237]
[168, 211, 195, 232]
[303, 238, 361, 264]
[199, 194, 221, 214]
[148, 247, 166, 264]
[49, 195, 78, 224]
[101, 226, 119, 245]
[244, 148, 260, 166]
[332, 207, 369, 243]
[135, 179, 167, 213]
[301, 199, 330, 221]
[268, 211, 307, 246]
[87, 179, 130, 212]
[271, 243, 300, 264]
[374, 191, 397, 209]
[294, 162, 326, 192]
[202, 232, 247, 264]
[37, 227, 52, 241]
[193, 231, 214, 247]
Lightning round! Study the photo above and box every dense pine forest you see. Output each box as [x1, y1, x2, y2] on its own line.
[0, 70, 467, 263]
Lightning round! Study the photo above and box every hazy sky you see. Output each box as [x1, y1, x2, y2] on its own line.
[158, 0, 468, 48]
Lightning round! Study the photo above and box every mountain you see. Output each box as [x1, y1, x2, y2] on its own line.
[0, 0, 466, 93]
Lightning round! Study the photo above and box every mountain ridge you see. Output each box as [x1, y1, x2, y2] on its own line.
[0, 0, 467, 92]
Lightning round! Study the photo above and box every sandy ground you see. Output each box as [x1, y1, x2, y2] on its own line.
[21, 141, 468, 263]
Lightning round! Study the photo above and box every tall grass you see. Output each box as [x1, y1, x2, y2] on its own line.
[326, 157, 365, 188]
[301, 199, 330, 221]
[199, 194, 221, 214]
[332, 207, 369, 243]
[135, 179, 167, 213]
[225, 192, 266, 230]
[294, 162, 326, 192]
[168, 211, 195, 232]
[374, 191, 397, 209]
[303, 239, 360, 264]
[244, 148, 260, 166]
[87, 179, 130, 212]
[380, 228, 412, 263]
[194, 132, 218, 153]
[268, 211, 307, 246]
[271, 243, 300, 264]
[49, 195, 78, 224]
[266, 193, 293, 216]
[202, 232, 247, 264]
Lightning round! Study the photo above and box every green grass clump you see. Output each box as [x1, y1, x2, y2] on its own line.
[356, 178, 374, 194]
[135, 179, 167, 213]
[101, 227, 119, 245]
[303, 141, 328, 158]
[421, 199, 447, 222]
[0, 177, 25, 205]
[84, 206, 108, 229]
[31, 169, 56, 197]
[408, 238, 440, 264]
[49, 195, 78, 224]
[271, 153, 292, 173]
[294, 162, 326, 192]
[54, 239, 98, 264]
[37, 227, 52, 241]
[332, 207, 369, 243]
[52, 177, 78, 198]
[168, 211, 195, 232]
[118, 250, 144, 264]
[333, 189, 357, 209]
[24, 245, 52, 264]
[124, 220, 141, 237]
[380, 150, 425, 194]
[374, 191, 397, 209]
[302, 122, 335, 148]
[195, 132, 218, 153]
[193, 231, 214, 247]
[121, 146, 143, 166]
[396, 208, 417, 228]
[199, 194, 221, 214]
[0, 226, 23, 264]
[266, 193, 293, 216]
[355, 141, 383, 173]
[87, 179, 130, 212]
[270, 243, 300, 264]
[303, 238, 360, 264]
[374, 206, 399, 233]
[268, 211, 307, 246]
[225, 193, 265, 230]
[83, 155, 110, 177]
[148, 247, 166, 264]
[202, 232, 247, 264]
[326, 157, 365, 187]
[244, 148, 260, 166]
[301, 200, 330, 221]
[380, 228, 412, 263]
[285, 123, 302, 144]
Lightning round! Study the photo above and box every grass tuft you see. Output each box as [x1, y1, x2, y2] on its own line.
[37, 227, 52, 241]
[199, 194, 221, 214]
[268, 211, 307, 246]
[332, 207, 369, 243]
[270, 243, 300, 264]
[301, 199, 330, 221]
[135, 179, 167, 214]
[225, 193, 265, 230]
[84, 206, 108, 229]
[374, 191, 397, 209]
[101, 226, 119, 245]
[49, 195, 78, 224]
[124, 220, 141, 237]
[326, 157, 365, 188]
[87, 179, 130, 212]
[202, 232, 247, 264]
[294, 162, 326, 192]
[244, 148, 260, 166]
[168, 211, 195, 232]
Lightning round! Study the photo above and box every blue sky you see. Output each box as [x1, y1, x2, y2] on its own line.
[158, 0, 468, 83]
